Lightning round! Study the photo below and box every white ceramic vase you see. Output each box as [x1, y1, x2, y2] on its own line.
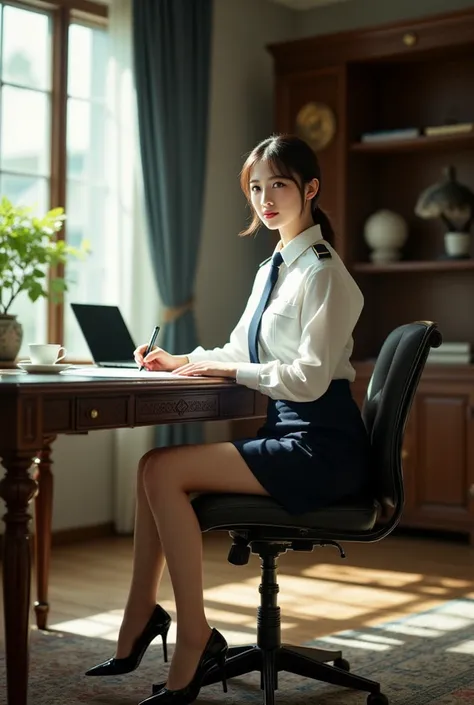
[444, 232, 470, 258]
[364, 209, 409, 263]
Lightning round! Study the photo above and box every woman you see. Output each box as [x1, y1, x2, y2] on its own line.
[85, 134, 371, 705]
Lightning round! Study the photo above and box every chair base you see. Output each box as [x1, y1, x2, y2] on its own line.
[153, 643, 385, 705]
[152, 543, 389, 703]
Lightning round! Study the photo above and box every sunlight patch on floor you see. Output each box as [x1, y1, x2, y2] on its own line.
[51, 611, 260, 646]
[202, 573, 418, 626]
[50, 612, 123, 641]
[302, 564, 473, 593]
[447, 640, 474, 654]
[302, 563, 424, 588]
[443, 601, 474, 620]
[315, 635, 391, 652]
[384, 612, 473, 633]
[379, 623, 445, 638]
[203, 581, 260, 608]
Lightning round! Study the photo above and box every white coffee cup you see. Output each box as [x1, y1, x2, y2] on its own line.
[28, 344, 67, 365]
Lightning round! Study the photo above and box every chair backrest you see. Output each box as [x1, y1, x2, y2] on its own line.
[362, 321, 442, 518]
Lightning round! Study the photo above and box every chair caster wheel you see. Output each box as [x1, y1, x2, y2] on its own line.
[333, 657, 350, 671]
[367, 692, 389, 705]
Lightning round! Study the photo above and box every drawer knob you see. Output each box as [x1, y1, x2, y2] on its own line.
[469, 484, 474, 499]
[403, 32, 417, 47]
[90, 409, 99, 419]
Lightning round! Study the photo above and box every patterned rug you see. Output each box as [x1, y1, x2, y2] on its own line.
[2, 599, 474, 704]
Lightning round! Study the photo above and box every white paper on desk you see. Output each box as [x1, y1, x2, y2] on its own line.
[60, 367, 207, 380]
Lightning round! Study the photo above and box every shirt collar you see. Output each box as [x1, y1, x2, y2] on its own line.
[275, 224, 323, 268]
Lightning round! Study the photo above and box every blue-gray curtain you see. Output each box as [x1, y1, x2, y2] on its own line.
[132, 0, 213, 446]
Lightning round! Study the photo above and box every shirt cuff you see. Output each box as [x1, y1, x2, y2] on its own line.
[236, 362, 262, 390]
[186, 347, 208, 363]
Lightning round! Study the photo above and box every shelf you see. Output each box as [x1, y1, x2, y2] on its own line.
[352, 259, 474, 273]
[350, 132, 474, 154]
[354, 359, 474, 381]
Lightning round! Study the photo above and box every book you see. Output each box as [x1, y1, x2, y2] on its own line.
[427, 351, 471, 365]
[360, 128, 420, 142]
[432, 342, 471, 354]
[424, 122, 473, 137]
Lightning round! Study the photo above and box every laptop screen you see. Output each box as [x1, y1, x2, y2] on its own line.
[71, 303, 136, 363]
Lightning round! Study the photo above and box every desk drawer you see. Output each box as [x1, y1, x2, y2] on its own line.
[76, 396, 130, 430]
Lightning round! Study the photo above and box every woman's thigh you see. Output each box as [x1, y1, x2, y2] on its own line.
[142, 442, 270, 497]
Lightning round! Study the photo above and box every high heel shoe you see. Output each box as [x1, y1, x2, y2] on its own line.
[138, 627, 228, 705]
[85, 604, 172, 676]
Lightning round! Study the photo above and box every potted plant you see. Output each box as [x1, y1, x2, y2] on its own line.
[0, 196, 88, 362]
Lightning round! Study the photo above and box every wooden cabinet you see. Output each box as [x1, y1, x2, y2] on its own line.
[268, 7, 474, 540]
[352, 366, 474, 540]
[405, 383, 474, 537]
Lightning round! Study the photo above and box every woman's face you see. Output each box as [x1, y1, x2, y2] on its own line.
[249, 160, 318, 235]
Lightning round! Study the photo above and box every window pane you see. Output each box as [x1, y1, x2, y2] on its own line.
[2, 5, 51, 90]
[68, 23, 108, 100]
[64, 22, 108, 358]
[1, 174, 48, 213]
[63, 182, 109, 358]
[1, 86, 50, 176]
[67, 100, 106, 182]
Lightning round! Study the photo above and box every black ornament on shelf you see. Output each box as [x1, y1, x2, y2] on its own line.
[415, 166, 474, 258]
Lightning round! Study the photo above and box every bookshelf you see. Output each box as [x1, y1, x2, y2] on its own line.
[269, 8, 474, 542]
[350, 132, 474, 154]
[352, 260, 474, 274]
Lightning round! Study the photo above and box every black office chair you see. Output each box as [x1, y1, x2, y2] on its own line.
[185, 321, 441, 704]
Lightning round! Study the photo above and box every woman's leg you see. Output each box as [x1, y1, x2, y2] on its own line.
[142, 441, 268, 691]
[116, 450, 167, 658]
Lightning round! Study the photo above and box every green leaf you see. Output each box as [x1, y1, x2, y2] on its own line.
[32, 268, 46, 279]
[50, 277, 67, 293]
[27, 281, 46, 302]
[0, 196, 88, 314]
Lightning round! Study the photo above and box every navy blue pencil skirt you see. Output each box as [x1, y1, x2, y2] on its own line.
[231, 380, 372, 515]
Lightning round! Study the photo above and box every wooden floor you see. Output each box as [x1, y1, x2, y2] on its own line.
[1, 531, 474, 647]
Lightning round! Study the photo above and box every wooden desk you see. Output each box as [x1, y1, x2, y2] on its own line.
[0, 372, 266, 705]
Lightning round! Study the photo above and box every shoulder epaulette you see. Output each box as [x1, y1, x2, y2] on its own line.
[258, 256, 272, 268]
[312, 243, 332, 260]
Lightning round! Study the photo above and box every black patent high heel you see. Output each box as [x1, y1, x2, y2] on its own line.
[85, 604, 172, 676]
[138, 628, 228, 705]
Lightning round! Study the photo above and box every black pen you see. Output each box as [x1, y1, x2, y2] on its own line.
[140, 325, 161, 371]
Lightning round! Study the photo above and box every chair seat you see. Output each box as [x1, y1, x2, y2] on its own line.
[191, 493, 379, 535]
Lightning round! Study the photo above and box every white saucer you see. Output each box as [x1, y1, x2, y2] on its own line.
[17, 362, 73, 374]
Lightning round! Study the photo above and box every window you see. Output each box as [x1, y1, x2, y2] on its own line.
[0, 0, 108, 356]
[64, 21, 109, 358]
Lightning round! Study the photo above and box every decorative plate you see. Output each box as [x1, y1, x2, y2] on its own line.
[296, 102, 337, 152]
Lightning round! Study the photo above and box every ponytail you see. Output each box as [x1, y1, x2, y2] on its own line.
[312, 203, 334, 247]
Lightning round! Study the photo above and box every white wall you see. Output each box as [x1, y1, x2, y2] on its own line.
[196, 0, 297, 443]
[197, 0, 296, 350]
[295, 0, 474, 36]
[50, 431, 114, 530]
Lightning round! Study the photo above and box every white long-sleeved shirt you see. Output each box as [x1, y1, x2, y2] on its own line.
[187, 224, 364, 402]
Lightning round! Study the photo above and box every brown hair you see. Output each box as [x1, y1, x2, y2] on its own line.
[239, 133, 334, 245]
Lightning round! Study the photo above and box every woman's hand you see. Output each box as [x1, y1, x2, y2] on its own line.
[134, 344, 188, 371]
[173, 360, 237, 379]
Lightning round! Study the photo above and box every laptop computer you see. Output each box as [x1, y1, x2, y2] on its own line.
[71, 303, 139, 368]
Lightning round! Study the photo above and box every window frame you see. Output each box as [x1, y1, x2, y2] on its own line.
[2, 0, 108, 344]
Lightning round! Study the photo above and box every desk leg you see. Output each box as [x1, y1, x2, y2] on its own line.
[0, 451, 38, 705]
[33, 436, 56, 630]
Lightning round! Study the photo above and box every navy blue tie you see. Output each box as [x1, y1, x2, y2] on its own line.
[248, 251, 283, 363]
